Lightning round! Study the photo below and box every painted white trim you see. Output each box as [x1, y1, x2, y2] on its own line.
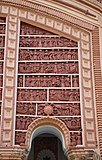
[29, 125, 66, 151]
[13, 18, 21, 145]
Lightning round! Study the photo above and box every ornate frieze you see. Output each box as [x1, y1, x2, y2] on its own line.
[0, 2, 97, 154]
[19, 49, 78, 61]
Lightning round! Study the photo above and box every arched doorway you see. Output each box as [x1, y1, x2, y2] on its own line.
[27, 133, 67, 160]
[25, 117, 70, 159]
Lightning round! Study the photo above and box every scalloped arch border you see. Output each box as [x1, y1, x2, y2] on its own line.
[25, 117, 70, 151]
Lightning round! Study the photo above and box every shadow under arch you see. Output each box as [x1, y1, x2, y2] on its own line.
[25, 117, 70, 158]
[29, 126, 66, 151]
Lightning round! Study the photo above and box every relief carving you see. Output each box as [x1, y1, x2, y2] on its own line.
[0, 49, 4, 60]
[70, 132, 82, 146]
[0, 102, 1, 115]
[0, 88, 2, 100]
[16, 102, 36, 115]
[18, 62, 78, 74]
[72, 75, 79, 87]
[17, 22, 81, 148]
[0, 62, 3, 74]
[44, 104, 53, 116]
[17, 89, 47, 101]
[0, 36, 5, 47]
[15, 131, 26, 145]
[0, 75, 3, 87]
[37, 103, 80, 116]
[19, 49, 78, 61]
[19, 36, 78, 48]
[49, 89, 80, 101]
[16, 116, 35, 130]
[0, 25, 5, 34]
[20, 22, 54, 35]
[18, 76, 23, 87]
[24, 75, 71, 87]
[60, 117, 81, 131]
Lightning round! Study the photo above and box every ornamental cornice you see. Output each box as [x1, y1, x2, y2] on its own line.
[0, 0, 96, 31]
[76, 0, 102, 10]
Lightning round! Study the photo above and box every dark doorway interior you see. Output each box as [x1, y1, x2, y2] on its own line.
[27, 133, 67, 160]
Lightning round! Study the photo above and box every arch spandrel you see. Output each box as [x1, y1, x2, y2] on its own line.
[25, 117, 70, 151]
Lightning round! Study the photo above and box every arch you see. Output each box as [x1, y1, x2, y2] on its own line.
[25, 117, 70, 152]
[28, 126, 66, 151]
[0, 0, 97, 153]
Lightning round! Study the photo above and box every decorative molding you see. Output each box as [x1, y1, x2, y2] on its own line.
[25, 117, 70, 150]
[0, 0, 95, 30]
[0, 8, 19, 146]
[0, 0, 98, 154]
[48, 0, 96, 17]
[67, 148, 99, 160]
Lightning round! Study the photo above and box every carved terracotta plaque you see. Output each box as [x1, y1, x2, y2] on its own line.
[16, 22, 81, 146]
[0, 17, 6, 118]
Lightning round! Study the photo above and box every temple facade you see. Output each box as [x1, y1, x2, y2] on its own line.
[0, 0, 102, 159]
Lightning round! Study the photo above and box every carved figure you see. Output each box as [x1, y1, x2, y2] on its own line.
[61, 117, 81, 130]
[31, 76, 36, 87]
[67, 49, 72, 60]
[25, 89, 28, 100]
[69, 62, 78, 74]
[70, 132, 82, 146]
[15, 132, 26, 145]
[61, 63, 65, 74]
[77, 133, 82, 145]
[0, 75, 2, 87]
[41, 76, 47, 87]
[70, 132, 77, 146]
[64, 76, 71, 87]
[35, 90, 40, 101]
[28, 103, 35, 115]
[18, 76, 23, 87]
[16, 116, 33, 130]
[47, 76, 52, 87]
[74, 89, 80, 101]
[72, 75, 79, 87]
[29, 90, 34, 101]
[17, 89, 24, 101]
[72, 49, 78, 60]
[16, 102, 28, 114]
[18, 63, 25, 73]
[0, 49, 4, 60]
[55, 76, 61, 87]
[25, 76, 30, 87]
[0, 25, 5, 34]
[0, 62, 2, 73]
[0, 36, 4, 47]
[49, 90, 58, 101]
[65, 62, 70, 73]
[40, 89, 47, 101]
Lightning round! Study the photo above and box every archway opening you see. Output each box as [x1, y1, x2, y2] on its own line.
[27, 133, 67, 160]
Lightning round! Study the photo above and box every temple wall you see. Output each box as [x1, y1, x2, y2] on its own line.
[0, 0, 101, 159]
